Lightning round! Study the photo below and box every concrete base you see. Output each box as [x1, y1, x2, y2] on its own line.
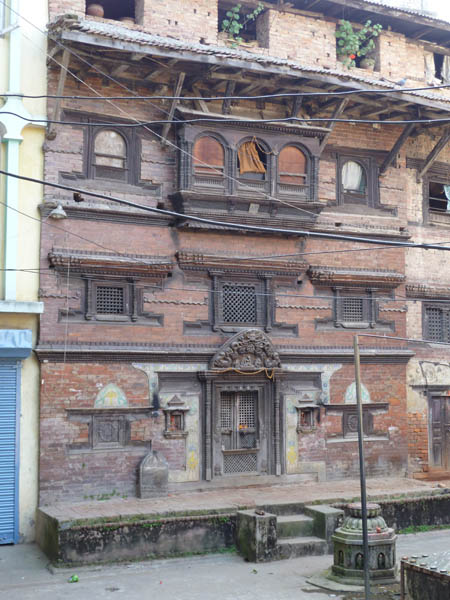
[307, 568, 365, 592]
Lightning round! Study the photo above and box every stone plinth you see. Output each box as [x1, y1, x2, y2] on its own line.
[236, 509, 277, 562]
[331, 502, 397, 585]
[137, 451, 168, 499]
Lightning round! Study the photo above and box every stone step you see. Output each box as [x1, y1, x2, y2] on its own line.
[275, 536, 328, 560]
[276, 514, 315, 538]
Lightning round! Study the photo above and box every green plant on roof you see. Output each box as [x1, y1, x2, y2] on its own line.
[335, 19, 382, 69]
[221, 2, 265, 46]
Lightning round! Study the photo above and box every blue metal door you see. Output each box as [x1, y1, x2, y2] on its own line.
[0, 362, 19, 544]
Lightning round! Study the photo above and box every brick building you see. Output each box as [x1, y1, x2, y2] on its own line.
[37, 0, 450, 503]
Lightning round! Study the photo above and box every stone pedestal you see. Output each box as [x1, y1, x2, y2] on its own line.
[331, 502, 396, 585]
[137, 451, 168, 499]
[236, 509, 277, 562]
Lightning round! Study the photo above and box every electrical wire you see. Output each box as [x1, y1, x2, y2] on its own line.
[4, 168, 450, 252]
[2, 111, 450, 127]
[3, 81, 450, 101]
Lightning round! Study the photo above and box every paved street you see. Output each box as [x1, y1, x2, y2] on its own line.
[1, 530, 449, 600]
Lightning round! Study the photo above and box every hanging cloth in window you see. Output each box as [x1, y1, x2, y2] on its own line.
[238, 141, 266, 175]
[444, 184, 450, 212]
[442, 56, 450, 85]
[342, 161, 364, 192]
[424, 52, 435, 84]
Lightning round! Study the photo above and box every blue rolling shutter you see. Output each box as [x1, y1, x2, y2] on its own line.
[0, 362, 19, 544]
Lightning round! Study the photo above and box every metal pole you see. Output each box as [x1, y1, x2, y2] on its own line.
[353, 335, 370, 599]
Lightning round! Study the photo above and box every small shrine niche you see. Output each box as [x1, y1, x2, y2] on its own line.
[295, 390, 320, 433]
[163, 395, 189, 439]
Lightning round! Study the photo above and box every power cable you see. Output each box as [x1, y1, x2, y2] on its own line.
[2, 111, 450, 127]
[4, 167, 450, 252]
[3, 82, 450, 101]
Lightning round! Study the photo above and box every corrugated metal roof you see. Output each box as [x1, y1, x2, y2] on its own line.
[354, 0, 448, 23]
[51, 17, 450, 106]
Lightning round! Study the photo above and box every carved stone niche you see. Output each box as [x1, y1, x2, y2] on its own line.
[163, 395, 189, 439]
[210, 328, 282, 371]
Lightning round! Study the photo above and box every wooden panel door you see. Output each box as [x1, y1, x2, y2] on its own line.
[430, 397, 450, 469]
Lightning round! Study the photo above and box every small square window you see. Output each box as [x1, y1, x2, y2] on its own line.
[96, 286, 125, 315]
[222, 284, 258, 325]
[334, 289, 376, 328]
[424, 304, 450, 343]
[343, 410, 373, 438]
[428, 181, 450, 214]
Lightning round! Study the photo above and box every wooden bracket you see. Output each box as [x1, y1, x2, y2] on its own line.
[318, 97, 349, 155]
[46, 49, 70, 140]
[380, 122, 416, 174]
[417, 128, 450, 181]
[160, 72, 185, 146]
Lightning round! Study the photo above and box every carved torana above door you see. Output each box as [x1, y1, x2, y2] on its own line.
[210, 329, 281, 371]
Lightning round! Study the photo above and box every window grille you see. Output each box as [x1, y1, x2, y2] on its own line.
[220, 393, 233, 430]
[223, 452, 257, 473]
[96, 286, 125, 314]
[425, 306, 450, 342]
[222, 284, 257, 324]
[341, 297, 364, 322]
[239, 392, 256, 429]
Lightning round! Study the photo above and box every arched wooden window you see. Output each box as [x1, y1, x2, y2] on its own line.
[279, 146, 307, 186]
[341, 160, 367, 194]
[237, 140, 267, 180]
[193, 136, 225, 177]
[93, 130, 127, 181]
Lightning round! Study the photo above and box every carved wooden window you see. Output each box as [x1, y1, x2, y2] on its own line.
[95, 285, 126, 315]
[222, 283, 258, 325]
[334, 289, 377, 329]
[337, 155, 378, 207]
[212, 276, 272, 331]
[193, 136, 225, 188]
[85, 280, 135, 322]
[424, 304, 450, 342]
[93, 129, 128, 181]
[278, 145, 307, 189]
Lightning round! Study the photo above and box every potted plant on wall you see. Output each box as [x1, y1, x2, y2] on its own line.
[220, 2, 265, 48]
[335, 19, 382, 70]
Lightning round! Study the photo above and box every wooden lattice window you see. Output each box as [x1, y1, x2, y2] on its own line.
[193, 136, 225, 177]
[95, 285, 126, 315]
[221, 283, 258, 324]
[424, 304, 450, 342]
[334, 289, 377, 328]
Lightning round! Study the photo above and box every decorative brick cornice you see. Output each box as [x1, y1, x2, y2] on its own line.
[48, 248, 174, 277]
[308, 266, 405, 289]
[406, 283, 450, 299]
[177, 251, 308, 276]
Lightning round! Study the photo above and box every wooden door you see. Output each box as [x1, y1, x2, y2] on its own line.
[430, 396, 450, 469]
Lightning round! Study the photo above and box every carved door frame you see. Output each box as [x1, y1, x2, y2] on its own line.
[198, 370, 284, 480]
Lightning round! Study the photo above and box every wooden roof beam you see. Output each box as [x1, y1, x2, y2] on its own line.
[47, 49, 70, 140]
[222, 80, 236, 115]
[160, 72, 185, 145]
[318, 97, 349, 155]
[417, 128, 450, 181]
[380, 122, 416, 174]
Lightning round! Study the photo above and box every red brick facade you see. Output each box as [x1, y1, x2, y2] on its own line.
[38, 1, 450, 502]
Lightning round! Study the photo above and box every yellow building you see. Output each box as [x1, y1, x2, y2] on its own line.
[0, 0, 46, 542]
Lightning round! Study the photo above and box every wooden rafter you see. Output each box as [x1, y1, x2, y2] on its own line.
[160, 72, 185, 145]
[318, 97, 349, 155]
[380, 122, 416, 174]
[192, 84, 210, 113]
[222, 80, 236, 115]
[291, 95, 303, 118]
[418, 128, 450, 181]
[46, 49, 70, 140]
